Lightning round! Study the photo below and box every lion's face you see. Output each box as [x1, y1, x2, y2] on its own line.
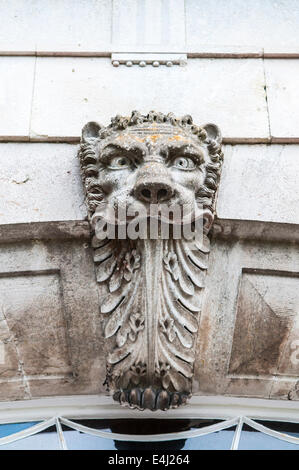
[79, 113, 223, 236]
[89, 124, 215, 231]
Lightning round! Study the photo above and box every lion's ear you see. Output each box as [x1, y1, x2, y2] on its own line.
[202, 123, 222, 144]
[82, 121, 102, 141]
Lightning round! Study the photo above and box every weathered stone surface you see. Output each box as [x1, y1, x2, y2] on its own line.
[30, 58, 268, 139]
[0, 143, 86, 225]
[1, 143, 299, 229]
[216, 145, 299, 225]
[0, 234, 298, 402]
[265, 59, 299, 139]
[0, 240, 106, 401]
[0, 0, 112, 52]
[112, 0, 185, 50]
[186, 0, 299, 49]
[2, 0, 299, 54]
[212, 219, 299, 244]
[0, 272, 71, 377]
[194, 238, 299, 400]
[229, 272, 299, 376]
[0, 57, 35, 138]
[0, 221, 90, 245]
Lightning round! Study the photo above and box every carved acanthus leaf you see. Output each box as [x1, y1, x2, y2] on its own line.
[94, 235, 210, 406]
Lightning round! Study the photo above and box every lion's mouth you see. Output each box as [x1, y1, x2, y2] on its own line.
[92, 202, 205, 224]
[91, 202, 210, 241]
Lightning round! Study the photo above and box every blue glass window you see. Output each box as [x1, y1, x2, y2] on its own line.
[0, 422, 39, 438]
[62, 419, 234, 451]
[0, 426, 60, 450]
[238, 422, 299, 450]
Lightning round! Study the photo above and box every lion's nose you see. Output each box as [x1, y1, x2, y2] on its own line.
[135, 182, 174, 203]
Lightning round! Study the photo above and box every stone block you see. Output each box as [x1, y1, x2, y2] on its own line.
[265, 59, 299, 138]
[0, 239, 107, 400]
[0, 0, 112, 53]
[216, 144, 299, 225]
[194, 238, 299, 400]
[1, 143, 298, 229]
[30, 57, 268, 139]
[112, 0, 185, 49]
[0, 143, 86, 225]
[186, 0, 299, 49]
[0, 57, 35, 138]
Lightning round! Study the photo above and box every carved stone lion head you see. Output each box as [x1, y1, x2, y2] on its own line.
[80, 111, 223, 232]
[79, 111, 223, 411]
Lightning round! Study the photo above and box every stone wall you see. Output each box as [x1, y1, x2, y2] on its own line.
[0, 0, 298, 402]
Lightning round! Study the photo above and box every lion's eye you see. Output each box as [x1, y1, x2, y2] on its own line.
[108, 156, 131, 169]
[172, 156, 196, 170]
